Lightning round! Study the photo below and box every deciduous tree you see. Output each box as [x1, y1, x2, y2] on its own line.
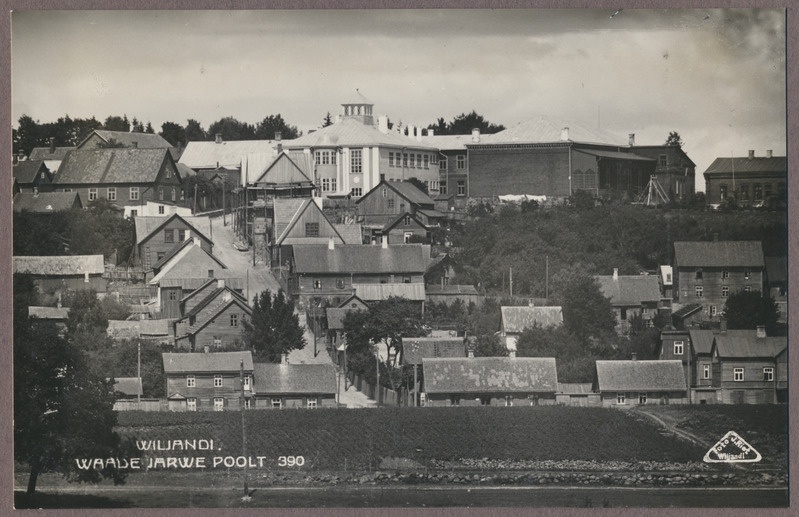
[723, 289, 779, 335]
[242, 289, 306, 362]
[560, 275, 617, 341]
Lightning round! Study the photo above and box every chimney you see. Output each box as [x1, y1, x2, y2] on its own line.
[277, 142, 283, 154]
[281, 353, 289, 364]
[613, 268, 619, 280]
[378, 115, 389, 134]
[415, 127, 422, 142]
[766, 149, 773, 158]
[631, 352, 637, 361]
[628, 133, 635, 147]
[217, 279, 225, 289]
[335, 114, 342, 123]
[328, 235, 335, 250]
[756, 325, 766, 338]
[408, 124, 416, 139]
[471, 128, 481, 143]
[274, 131, 282, 141]
[381, 235, 388, 249]
[204, 345, 210, 354]
[215, 133, 222, 144]
[428, 129, 435, 137]
[748, 150, 754, 159]
[49, 137, 56, 154]
[561, 127, 570, 141]
[379, 173, 385, 182]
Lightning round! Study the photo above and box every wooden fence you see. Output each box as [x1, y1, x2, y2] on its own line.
[347, 371, 401, 407]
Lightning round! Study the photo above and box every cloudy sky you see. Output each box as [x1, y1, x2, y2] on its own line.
[11, 8, 787, 191]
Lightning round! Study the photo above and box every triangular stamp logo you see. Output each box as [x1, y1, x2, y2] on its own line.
[703, 431, 762, 463]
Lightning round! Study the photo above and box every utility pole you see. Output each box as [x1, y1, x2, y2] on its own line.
[545, 256, 549, 301]
[137, 342, 141, 409]
[509, 267, 513, 298]
[223, 184, 226, 226]
[375, 346, 380, 406]
[240, 360, 249, 497]
[193, 183, 198, 214]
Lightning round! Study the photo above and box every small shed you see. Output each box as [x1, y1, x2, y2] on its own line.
[556, 383, 601, 407]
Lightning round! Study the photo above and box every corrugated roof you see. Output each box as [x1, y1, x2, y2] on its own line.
[501, 306, 563, 333]
[54, 148, 170, 185]
[673, 241, 764, 268]
[113, 377, 143, 396]
[28, 306, 70, 319]
[14, 255, 104, 275]
[765, 256, 787, 284]
[292, 244, 428, 274]
[423, 357, 558, 394]
[180, 140, 283, 170]
[162, 351, 254, 373]
[478, 116, 625, 146]
[13, 191, 80, 213]
[135, 215, 212, 244]
[402, 337, 465, 365]
[13, 160, 50, 184]
[703, 156, 786, 175]
[253, 363, 337, 395]
[80, 130, 172, 149]
[595, 360, 687, 392]
[29, 146, 75, 161]
[713, 335, 787, 359]
[287, 118, 436, 150]
[594, 275, 661, 306]
[672, 303, 702, 320]
[557, 383, 594, 394]
[353, 283, 426, 301]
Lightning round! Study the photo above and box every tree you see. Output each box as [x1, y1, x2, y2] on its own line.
[254, 114, 300, 140]
[145, 121, 155, 134]
[560, 276, 617, 341]
[406, 177, 428, 195]
[185, 119, 206, 141]
[242, 289, 306, 362]
[103, 115, 130, 132]
[322, 112, 334, 127]
[472, 334, 508, 357]
[723, 290, 779, 335]
[427, 111, 505, 135]
[207, 116, 256, 141]
[568, 189, 595, 211]
[14, 277, 130, 495]
[131, 117, 144, 132]
[160, 121, 187, 147]
[64, 289, 111, 336]
[14, 114, 44, 156]
[665, 131, 684, 147]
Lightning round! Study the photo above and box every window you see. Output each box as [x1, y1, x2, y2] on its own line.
[416, 154, 422, 168]
[336, 278, 345, 289]
[638, 393, 648, 404]
[350, 149, 362, 174]
[208, 269, 214, 278]
[186, 375, 195, 388]
[305, 222, 320, 237]
[722, 269, 729, 279]
[178, 229, 187, 242]
[271, 398, 282, 409]
[168, 290, 177, 301]
[315, 150, 334, 165]
[457, 155, 466, 169]
[457, 180, 466, 196]
[753, 184, 762, 201]
[744, 269, 751, 280]
[620, 308, 627, 321]
[739, 184, 749, 201]
[307, 398, 318, 408]
[733, 368, 744, 382]
[764, 183, 772, 198]
[230, 314, 239, 327]
[213, 336, 221, 347]
[164, 229, 174, 243]
[695, 286, 703, 298]
[213, 397, 224, 411]
[763, 367, 774, 381]
[130, 210, 138, 217]
[449, 395, 460, 406]
[351, 187, 363, 197]
[440, 157, 447, 170]
[719, 184, 728, 200]
[695, 268, 703, 280]
[107, 187, 116, 201]
[159, 188, 164, 201]
[659, 154, 667, 167]
[427, 180, 439, 192]
[171, 187, 177, 201]
[744, 286, 751, 293]
[505, 395, 513, 407]
[214, 375, 223, 387]
[673, 341, 684, 355]
[244, 376, 251, 391]
[617, 393, 626, 405]
[423, 155, 429, 169]
[187, 398, 197, 411]
[388, 152, 394, 167]
[703, 364, 711, 379]
[244, 398, 251, 409]
[158, 205, 165, 215]
[330, 178, 337, 191]
[440, 181, 447, 195]
[409, 154, 415, 168]
[404, 215, 412, 226]
[313, 280, 322, 290]
[402, 275, 412, 283]
[710, 306, 717, 316]
[430, 154, 438, 165]
[387, 199, 395, 209]
[88, 188, 98, 201]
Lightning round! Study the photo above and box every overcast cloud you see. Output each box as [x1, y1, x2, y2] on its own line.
[11, 9, 786, 190]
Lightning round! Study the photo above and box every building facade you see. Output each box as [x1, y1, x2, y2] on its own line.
[703, 150, 787, 207]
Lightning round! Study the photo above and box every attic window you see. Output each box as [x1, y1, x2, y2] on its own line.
[305, 223, 320, 237]
[387, 199, 395, 210]
[382, 187, 387, 198]
[164, 229, 174, 243]
[673, 341, 684, 355]
[208, 269, 214, 278]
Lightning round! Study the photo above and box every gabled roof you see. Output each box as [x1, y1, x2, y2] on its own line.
[688, 329, 756, 355]
[251, 151, 314, 185]
[595, 360, 686, 392]
[253, 363, 337, 395]
[179, 277, 244, 303]
[149, 244, 227, 285]
[501, 306, 563, 333]
[402, 337, 465, 365]
[292, 244, 429, 274]
[180, 140, 283, 170]
[13, 191, 81, 213]
[28, 306, 70, 319]
[287, 118, 436, 150]
[713, 335, 787, 359]
[353, 283, 426, 301]
[333, 224, 363, 245]
[274, 198, 344, 246]
[273, 198, 310, 239]
[162, 351, 254, 374]
[160, 276, 242, 290]
[54, 148, 174, 185]
[338, 294, 369, 309]
[359, 179, 436, 209]
[703, 156, 786, 175]
[423, 357, 558, 394]
[183, 285, 247, 321]
[113, 377, 143, 397]
[557, 383, 594, 395]
[383, 211, 429, 233]
[418, 134, 473, 151]
[673, 241, 764, 268]
[185, 296, 252, 336]
[575, 149, 654, 162]
[14, 255, 104, 275]
[78, 130, 172, 149]
[594, 274, 661, 305]
[13, 160, 50, 184]
[29, 146, 75, 161]
[135, 214, 212, 245]
[475, 115, 625, 146]
[151, 238, 196, 270]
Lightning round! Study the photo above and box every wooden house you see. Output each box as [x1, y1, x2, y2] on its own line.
[134, 214, 213, 269]
[422, 357, 558, 407]
[673, 240, 765, 321]
[324, 295, 369, 364]
[271, 198, 348, 267]
[148, 239, 227, 288]
[381, 211, 429, 244]
[555, 383, 601, 407]
[703, 150, 786, 207]
[403, 337, 466, 406]
[252, 362, 337, 409]
[13, 255, 106, 295]
[13, 191, 82, 213]
[162, 351, 254, 411]
[29, 138, 75, 173]
[594, 360, 688, 407]
[28, 306, 70, 335]
[173, 283, 251, 352]
[13, 160, 53, 193]
[710, 329, 787, 404]
[356, 178, 444, 243]
[594, 270, 662, 333]
[76, 129, 173, 150]
[500, 306, 564, 353]
[53, 148, 183, 218]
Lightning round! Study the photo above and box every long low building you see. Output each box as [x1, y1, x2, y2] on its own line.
[594, 360, 688, 406]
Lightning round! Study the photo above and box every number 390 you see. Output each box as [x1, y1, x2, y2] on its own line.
[278, 456, 305, 467]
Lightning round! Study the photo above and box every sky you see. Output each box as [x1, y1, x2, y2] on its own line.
[11, 8, 787, 191]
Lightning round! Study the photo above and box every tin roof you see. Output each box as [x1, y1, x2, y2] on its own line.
[287, 118, 436, 150]
[162, 351, 254, 374]
[594, 275, 661, 306]
[418, 134, 473, 150]
[673, 241, 764, 268]
[595, 360, 687, 392]
[28, 306, 70, 319]
[253, 363, 337, 395]
[423, 357, 558, 394]
[688, 329, 756, 355]
[501, 306, 563, 333]
[703, 156, 786, 175]
[180, 140, 283, 170]
[402, 337, 465, 365]
[333, 224, 363, 245]
[479, 115, 625, 146]
[14, 255, 104, 275]
[29, 146, 75, 161]
[292, 244, 429, 274]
